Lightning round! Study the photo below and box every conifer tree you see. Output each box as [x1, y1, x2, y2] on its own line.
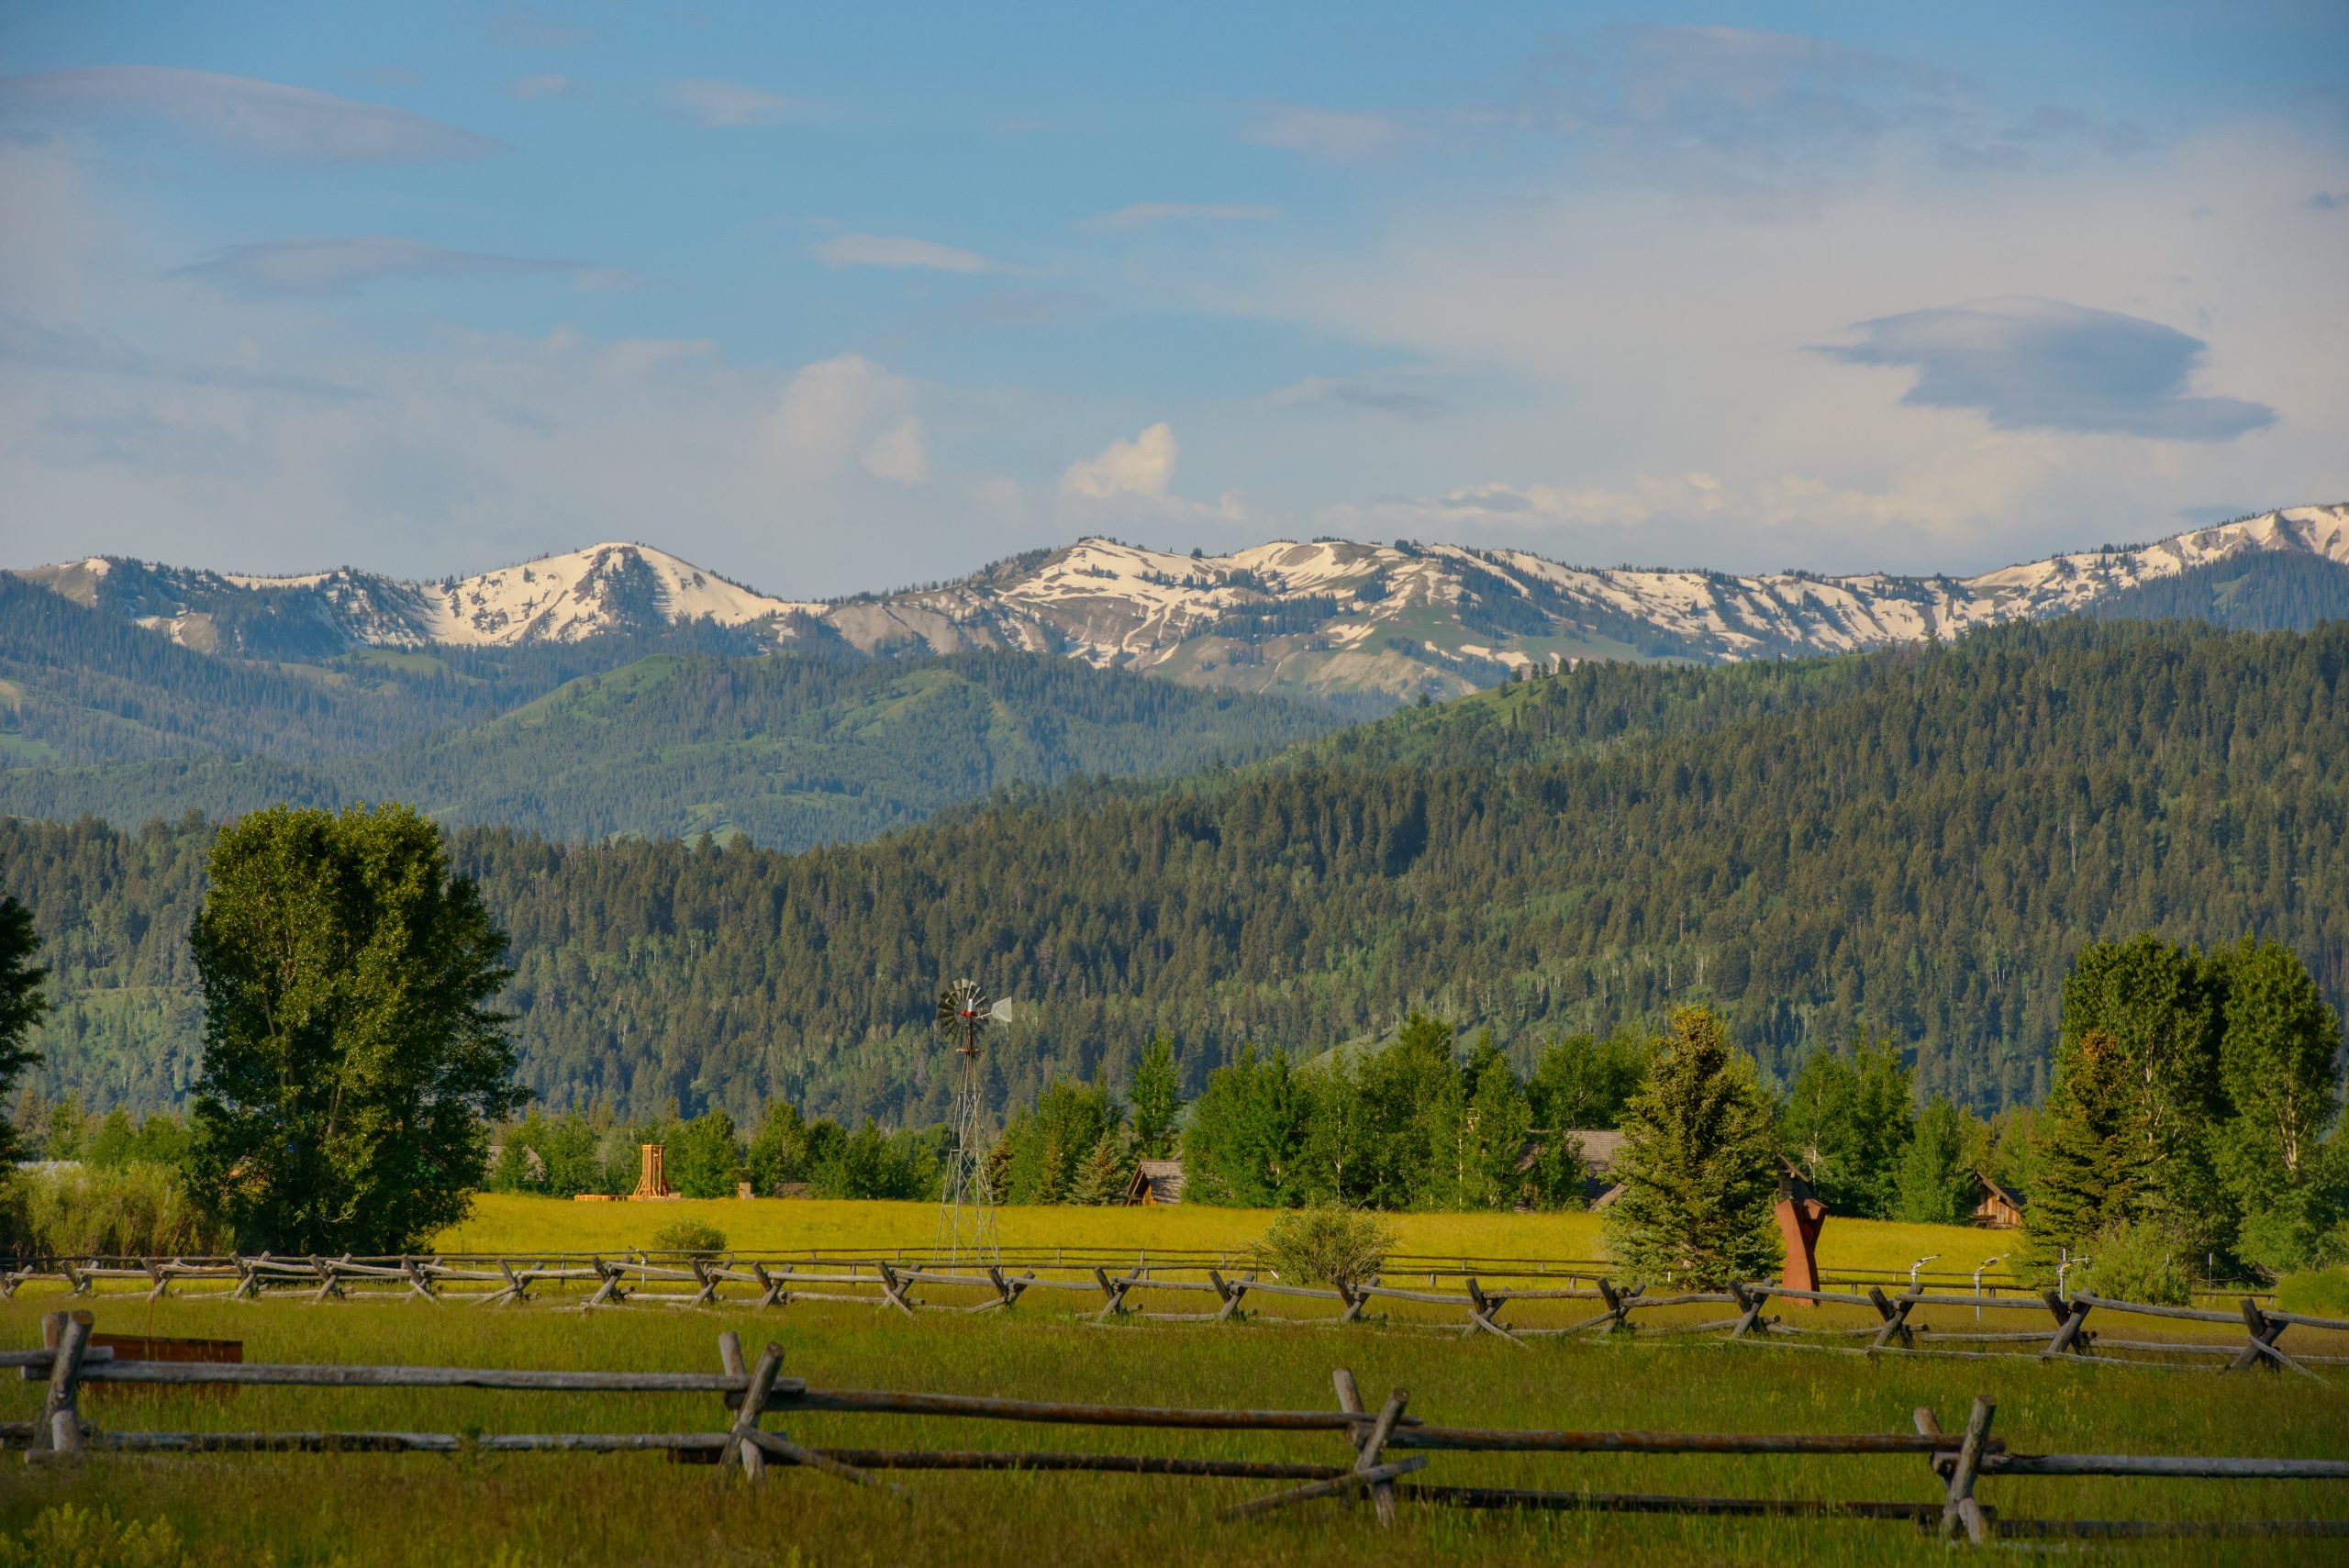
[1069, 1131, 1130, 1206]
[1601, 1006, 1783, 1287]
[2025, 1029, 2153, 1264]
[0, 895, 45, 1168]
[1893, 1096, 1978, 1224]
[1127, 1034, 1183, 1158]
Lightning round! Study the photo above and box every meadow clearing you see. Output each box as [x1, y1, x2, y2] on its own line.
[5, 1196, 2344, 1565]
[433, 1194, 2020, 1288]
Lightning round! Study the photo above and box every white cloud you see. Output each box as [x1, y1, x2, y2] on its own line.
[665, 79, 804, 128]
[507, 73, 580, 100]
[0, 66, 501, 164]
[1074, 202, 1280, 231]
[1062, 422, 1178, 499]
[863, 418, 930, 484]
[1244, 106, 1404, 161]
[810, 233, 992, 273]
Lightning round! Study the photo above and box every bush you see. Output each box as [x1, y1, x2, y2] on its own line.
[2076, 1220, 2193, 1306]
[0, 1162, 229, 1260]
[0, 1505, 186, 1568]
[2277, 1266, 2349, 1319]
[650, 1217, 728, 1257]
[1250, 1207, 1397, 1291]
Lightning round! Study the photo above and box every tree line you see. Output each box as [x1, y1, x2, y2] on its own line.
[5, 618, 2342, 1135]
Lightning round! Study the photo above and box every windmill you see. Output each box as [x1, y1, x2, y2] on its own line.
[933, 977, 1008, 1265]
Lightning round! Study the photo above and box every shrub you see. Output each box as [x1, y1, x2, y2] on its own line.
[0, 1505, 187, 1568]
[649, 1217, 728, 1257]
[2076, 1220, 2193, 1306]
[0, 1162, 229, 1260]
[2277, 1266, 2349, 1319]
[1250, 1206, 1397, 1292]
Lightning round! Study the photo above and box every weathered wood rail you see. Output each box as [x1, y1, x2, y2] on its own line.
[8, 1312, 2343, 1544]
[7, 1251, 2334, 1377]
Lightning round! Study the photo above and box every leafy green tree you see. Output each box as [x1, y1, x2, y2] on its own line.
[1779, 1036, 1913, 1218]
[747, 1100, 814, 1193]
[1001, 1077, 1123, 1203]
[185, 804, 522, 1253]
[2210, 940, 2346, 1273]
[1601, 1006, 1783, 1288]
[669, 1109, 741, 1198]
[1297, 1055, 1373, 1205]
[0, 895, 45, 1167]
[1527, 1030, 1654, 1131]
[1127, 1034, 1183, 1159]
[1183, 1045, 1311, 1207]
[1893, 1096, 1979, 1224]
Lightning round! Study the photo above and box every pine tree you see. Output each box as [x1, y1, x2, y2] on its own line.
[0, 895, 45, 1168]
[1600, 1006, 1784, 1288]
[2025, 1029, 2153, 1264]
[1128, 1034, 1183, 1158]
[1069, 1131, 1130, 1206]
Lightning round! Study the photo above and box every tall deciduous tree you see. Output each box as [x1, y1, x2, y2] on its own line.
[0, 895, 45, 1167]
[2210, 939, 2346, 1273]
[1779, 1035, 1915, 1218]
[187, 804, 521, 1253]
[1893, 1096, 1980, 1225]
[1601, 1006, 1783, 1288]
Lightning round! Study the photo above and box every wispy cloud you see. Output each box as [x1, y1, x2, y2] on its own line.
[1244, 106, 1405, 161]
[1074, 202, 1279, 231]
[810, 233, 992, 273]
[1820, 296, 2276, 441]
[0, 66, 501, 165]
[171, 237, 574, 298]
[487, 8, 594, 50]
[1269, 373, 1444, 419]
[507, 73, 581, 100]
[665, 79, 805, 128]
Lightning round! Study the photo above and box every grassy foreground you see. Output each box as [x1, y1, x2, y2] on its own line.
[436, 1194, 2014, 1283]
[2, 1291, 2343, 1567]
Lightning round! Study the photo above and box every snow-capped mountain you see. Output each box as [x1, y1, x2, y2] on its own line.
[14, 506, 2346, 699]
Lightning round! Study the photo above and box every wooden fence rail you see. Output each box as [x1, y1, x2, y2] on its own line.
[4, 1251, 2339, 1376]
[9, 1312, 2344, 1545]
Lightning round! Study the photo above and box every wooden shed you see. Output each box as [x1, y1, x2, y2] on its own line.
[1971, 1173, 2026, 1229]
[1124, 1159, 1186, 1206]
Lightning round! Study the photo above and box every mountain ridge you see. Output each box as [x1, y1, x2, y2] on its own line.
[16, 504, 2346, 701]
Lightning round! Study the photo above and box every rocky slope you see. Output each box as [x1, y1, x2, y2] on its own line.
[17, 505, 2345, 700]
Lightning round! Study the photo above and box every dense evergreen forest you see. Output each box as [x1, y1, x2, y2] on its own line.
[1, 605, 1346, 845]
[2086, 550, 2349, 633]
[2, 618, 2342, 1131]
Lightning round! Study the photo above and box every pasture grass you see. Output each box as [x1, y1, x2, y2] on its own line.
[2, 1287, 2343, 1566]
[436, 1195, 2017, 1284]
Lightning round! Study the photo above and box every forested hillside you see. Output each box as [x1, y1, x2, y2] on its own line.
[1, 584, 1346, 844]
[2085, 550, 2349, 632]
[3, 619, 2342, 1130]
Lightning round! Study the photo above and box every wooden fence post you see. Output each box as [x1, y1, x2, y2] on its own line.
[1866, 1286, 1918, 1351]
[720, 1337, 785, 1479]
[34, 1309, 95, 1456]
[875, 1261, 916, 1315]
[1940, 1396, 1996, 1546]
[2039, 1293, 2092, 1359]
[1728, 1282, 1766, 1339]
[2230, 1297, 2286, 1374]
[1354, 1388, 1409, 1528]
[585, 1260, 628, 1309]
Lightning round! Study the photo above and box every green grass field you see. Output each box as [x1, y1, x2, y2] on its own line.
[433, 1194, 2021, 1286]
[4, 1196, 2343, 1564]
[3, 1290, 2343, 1567]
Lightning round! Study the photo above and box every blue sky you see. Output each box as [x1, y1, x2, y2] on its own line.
[1, 2, 2343, 595]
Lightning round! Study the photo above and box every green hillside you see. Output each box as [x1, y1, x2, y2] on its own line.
[0, 583, 1346, 846]
[4, 618, 2340, 1132]
[2084, 549, 2349, 631]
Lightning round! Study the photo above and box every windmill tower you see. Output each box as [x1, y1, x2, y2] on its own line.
[933, 977, 1007, 1265]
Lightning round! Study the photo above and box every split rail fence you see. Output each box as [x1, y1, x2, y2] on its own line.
[5, 1251, 2343, 1378]
[6, 1311, 2343, 1545]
